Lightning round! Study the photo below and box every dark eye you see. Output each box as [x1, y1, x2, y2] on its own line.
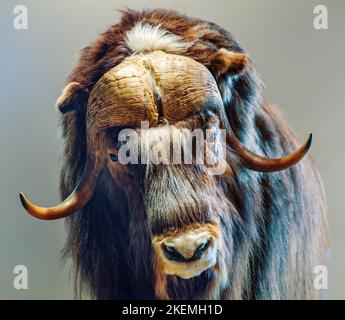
[109, 153, 118, 162]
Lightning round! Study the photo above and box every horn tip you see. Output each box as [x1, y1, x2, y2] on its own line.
[19, 192, 28, 210]
[306, 133, 313, 150]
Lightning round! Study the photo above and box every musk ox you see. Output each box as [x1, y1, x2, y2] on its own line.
[20, 9, 328, 299]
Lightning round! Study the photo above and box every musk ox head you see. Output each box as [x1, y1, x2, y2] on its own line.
[19, 9, 313, 299]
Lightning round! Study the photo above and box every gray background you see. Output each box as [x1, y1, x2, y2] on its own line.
[0, 0, 344, 299]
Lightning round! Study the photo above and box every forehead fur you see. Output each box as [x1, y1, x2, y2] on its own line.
[125, 22, 192, 54]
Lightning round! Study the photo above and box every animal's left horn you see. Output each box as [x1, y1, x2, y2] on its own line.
[227, 133, 312, 172]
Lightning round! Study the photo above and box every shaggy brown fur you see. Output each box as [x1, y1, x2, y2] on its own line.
[59, 9, 329, 299]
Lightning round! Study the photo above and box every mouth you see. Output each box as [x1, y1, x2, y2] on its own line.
[161, 252, 217, 279]
[164, 260, 217, 279]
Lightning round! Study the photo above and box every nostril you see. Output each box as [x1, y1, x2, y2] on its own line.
[162, 244, 186, 262]
[192, 239, 210, 260]
[161, 239, 211, 263]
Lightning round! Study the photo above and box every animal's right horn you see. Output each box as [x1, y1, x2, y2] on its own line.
[19, 152, 105, 220]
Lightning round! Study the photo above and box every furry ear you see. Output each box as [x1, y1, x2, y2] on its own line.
[211, 48, 248, 75]
[56, 82, 88, 113]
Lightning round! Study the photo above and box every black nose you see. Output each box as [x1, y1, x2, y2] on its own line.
[162, 239, 210, 262]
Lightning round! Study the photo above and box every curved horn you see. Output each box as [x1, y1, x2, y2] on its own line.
[19, 153, 105, 220]
[227, 133, 312, 172]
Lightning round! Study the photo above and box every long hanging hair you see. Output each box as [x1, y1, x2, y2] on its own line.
[59, 9, 329, 299]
